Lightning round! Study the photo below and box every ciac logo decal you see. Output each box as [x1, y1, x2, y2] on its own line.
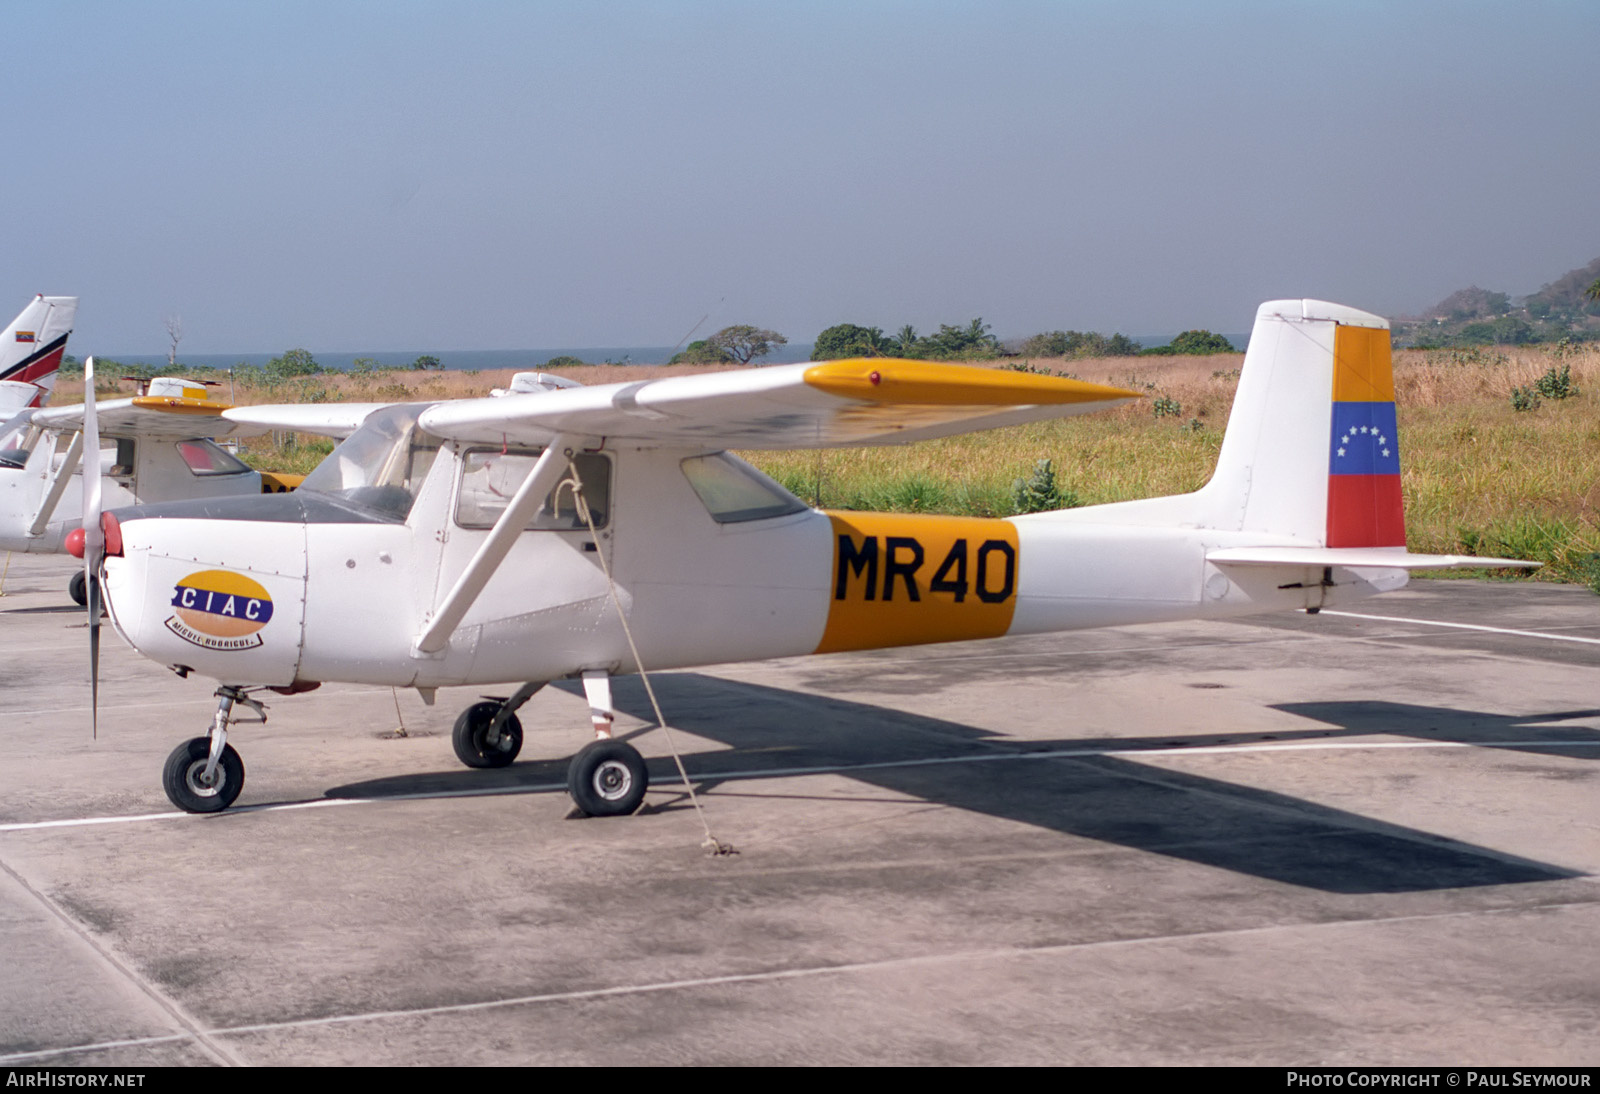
[165, 569, 274, 651]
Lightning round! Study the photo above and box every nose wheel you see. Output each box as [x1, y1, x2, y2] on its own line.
[68, 570, 98, 608]
[162, 686, 265, 813]
[163, 737, 244, 813]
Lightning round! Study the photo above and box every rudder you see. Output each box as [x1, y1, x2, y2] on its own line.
[1198, 299, 1401, 548]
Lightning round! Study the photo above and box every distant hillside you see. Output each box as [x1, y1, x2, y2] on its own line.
[1392, 255, 1600, 347]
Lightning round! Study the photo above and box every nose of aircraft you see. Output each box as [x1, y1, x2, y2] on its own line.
[100, 498, 310, 687]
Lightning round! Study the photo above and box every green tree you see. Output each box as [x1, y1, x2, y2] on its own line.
[412, 354, 443, 371]
[350, 357, 381, 375]
[919, 319, 1000, 360]
[1019, 330, 1140, 359]
[1020, 331, 1073, 357]
[668, 339, 734, 365]
[543, 355, 586, 368]
[889, 325, 921, 357]
[811, 323, 891, 361]
[1586, 279, 1600, 302]
[707, 324, 787, 365]
[265, 348, 321, 380]
[1170, 330, 1235, 354]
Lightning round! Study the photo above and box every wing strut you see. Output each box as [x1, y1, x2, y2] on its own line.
[412, 434, 578, 657]
[26, 428, 84, 537]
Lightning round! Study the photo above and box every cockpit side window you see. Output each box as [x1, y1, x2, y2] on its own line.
[455, 448, 611, 531]
[680, 453, 808, 523]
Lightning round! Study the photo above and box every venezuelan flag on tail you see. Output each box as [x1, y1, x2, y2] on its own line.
[1326, 325, 1404, 547]
[0, 295, 78, 410]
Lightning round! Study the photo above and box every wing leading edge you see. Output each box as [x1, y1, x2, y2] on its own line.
[417, 359, 1143, 449]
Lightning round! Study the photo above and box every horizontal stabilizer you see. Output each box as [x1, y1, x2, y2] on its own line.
[1207, 546, 1539, 570]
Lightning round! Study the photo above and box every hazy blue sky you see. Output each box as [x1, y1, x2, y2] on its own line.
[6, 1, 1597, 354]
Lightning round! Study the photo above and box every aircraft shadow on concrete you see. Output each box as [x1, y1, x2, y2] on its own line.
[327, 674, 1588, 895]
[1274, 700, 1600, 763]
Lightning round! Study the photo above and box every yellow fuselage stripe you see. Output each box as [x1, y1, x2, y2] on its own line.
[815, 511, 1019, 654]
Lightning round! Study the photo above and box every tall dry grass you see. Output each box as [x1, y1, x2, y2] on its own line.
[750, 344, 1600, 585]
[50, 344, 1600, 584]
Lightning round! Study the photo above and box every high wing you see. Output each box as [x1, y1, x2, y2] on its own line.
[221, 402, 396, 439]
[417, 359, 1142, 449]
[35, 395, 389, 440]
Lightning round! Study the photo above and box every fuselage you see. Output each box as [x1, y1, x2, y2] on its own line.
[0, 417, 264, 553]
[100, 413, 1403, 690]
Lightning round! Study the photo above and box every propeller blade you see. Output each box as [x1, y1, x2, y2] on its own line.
[88, 568, 100, 740]
[82, 356, 102, 739]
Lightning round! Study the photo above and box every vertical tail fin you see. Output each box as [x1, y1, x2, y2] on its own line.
[0, 295, 78, 410]
[1198, 299, 1400, 546]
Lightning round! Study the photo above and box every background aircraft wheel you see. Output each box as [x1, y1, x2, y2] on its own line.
[567, 739, 648, 817]
[162, 737, 245, 813]
[68, 570, 96, 607]
[452, 701, 523, 769]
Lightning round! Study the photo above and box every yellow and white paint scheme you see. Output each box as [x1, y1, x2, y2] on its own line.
[94, 301, 1538, 814]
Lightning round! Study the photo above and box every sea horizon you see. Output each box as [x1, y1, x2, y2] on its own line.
[97, 332, 1249, 373]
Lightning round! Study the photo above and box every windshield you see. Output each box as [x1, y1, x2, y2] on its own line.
[300, 405, 441, 520]
[0, 411, 37, 470]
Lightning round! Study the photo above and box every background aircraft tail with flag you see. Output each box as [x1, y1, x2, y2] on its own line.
[0, 294, 78, 411]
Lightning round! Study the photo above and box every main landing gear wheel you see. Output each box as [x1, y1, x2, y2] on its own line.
[567, 739, 648, 817]
[163, 737, 245, 813]
[452, 701, 523, 768]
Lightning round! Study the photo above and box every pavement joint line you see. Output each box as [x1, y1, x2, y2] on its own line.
[1, 699, 217, 717]
[2, 738, 1596, 834]
[1320, 610, 1600, 646]
[0, 857, 248, 1068]
[3, 896, 1595, 1066]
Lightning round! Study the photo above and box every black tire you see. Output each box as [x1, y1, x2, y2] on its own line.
[68, 570, 89, 607]
[452, 701, 523, 769]
[567, 739, 648, 817]
[162, 737, 245, 813]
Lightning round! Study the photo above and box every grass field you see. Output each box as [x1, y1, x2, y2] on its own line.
[54, 342, 1600, 587]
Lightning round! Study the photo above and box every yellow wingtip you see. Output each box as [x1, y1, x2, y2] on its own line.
[804, 358, 1143, 406]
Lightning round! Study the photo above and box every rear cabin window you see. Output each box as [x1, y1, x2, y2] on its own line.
[455, 449, 611, 531]
[680, 453, 807, 524]
[176, 439, 252, 476]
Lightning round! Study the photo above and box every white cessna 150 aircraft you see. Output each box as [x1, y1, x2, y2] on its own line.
[78, 300, 1532, 817]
